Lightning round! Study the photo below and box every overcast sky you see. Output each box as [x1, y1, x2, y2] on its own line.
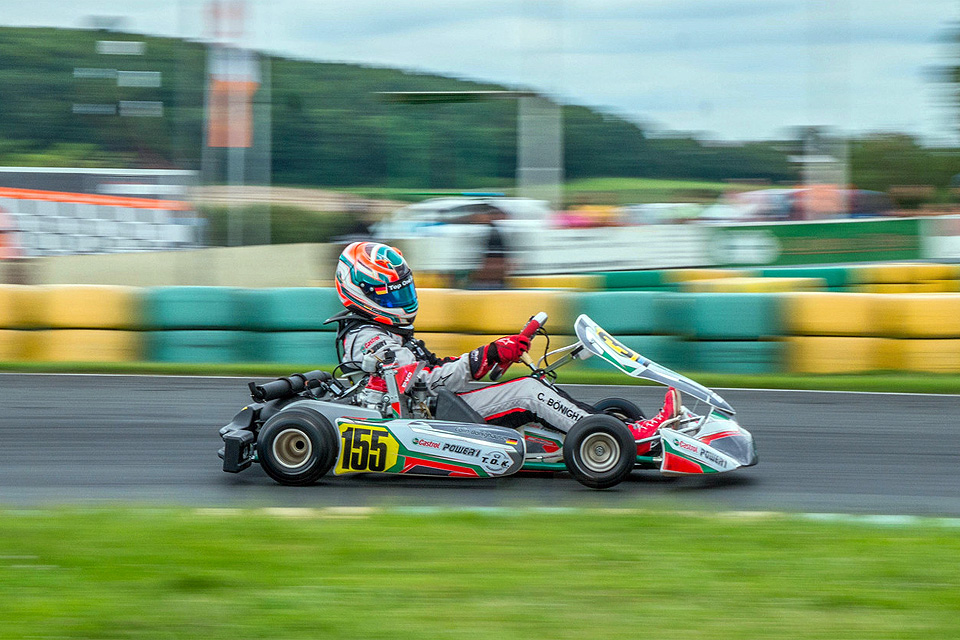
[5, 0, 960, 143]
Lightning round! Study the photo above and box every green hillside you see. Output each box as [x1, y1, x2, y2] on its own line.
[0, 26, 802, 189]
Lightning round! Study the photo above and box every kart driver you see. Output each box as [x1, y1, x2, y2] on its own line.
[328, 241, 680, 451]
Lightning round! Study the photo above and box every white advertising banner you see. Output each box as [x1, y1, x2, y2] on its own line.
[508, 225, 713, 274]
[922, 215, 960, 261]
[390, 224, 713, 274]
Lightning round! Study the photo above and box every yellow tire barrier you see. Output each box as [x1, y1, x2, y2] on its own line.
[458, 290, 570, 335]
[875, 294, 960, 338]
[412, 289, 468, 333]
[786, 336, 890, 373]
[853, 282, 958, 294]
[927, 280, 960, 293]
[889, 339, 960, 373]
[784, 293, 883, 336]
[33, 285, 141, 329]
[29, 330, 142, 363]
[662, 268, 755, 284]
[0, 285, 42, 328]
[0, 330, 28, 360]
[414, 272, 453, 289]
[851, 263, 960, 285]
[907, 263, 960, 281]
[684, 277, 824, 293]
[850, 263, 915, 284]
[506, 275, 603, 290]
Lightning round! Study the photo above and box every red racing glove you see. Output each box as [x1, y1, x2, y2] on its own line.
[468, 334, 531, 380]
[492, 334, 531, 367]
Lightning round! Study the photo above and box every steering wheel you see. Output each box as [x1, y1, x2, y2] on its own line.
[489, 311, 548, 382]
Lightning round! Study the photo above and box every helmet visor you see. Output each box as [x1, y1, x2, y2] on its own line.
[362, 274, 417, 310]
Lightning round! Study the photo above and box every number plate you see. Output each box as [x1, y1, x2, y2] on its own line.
[335, 422, 401, 475]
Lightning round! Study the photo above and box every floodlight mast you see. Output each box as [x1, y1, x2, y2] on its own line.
[378, 91, 562, 208]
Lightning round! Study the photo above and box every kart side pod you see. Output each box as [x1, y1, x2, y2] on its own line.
[332, 418, 526, 479]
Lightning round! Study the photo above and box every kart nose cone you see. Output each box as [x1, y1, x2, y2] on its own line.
[708, 430, 757, 467]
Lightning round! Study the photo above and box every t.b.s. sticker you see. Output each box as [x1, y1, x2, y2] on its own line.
[335, 423, 400, 474]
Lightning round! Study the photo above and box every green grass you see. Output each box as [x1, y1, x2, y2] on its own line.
[1, 508, 958, 639]
[4, 361, 960, 394]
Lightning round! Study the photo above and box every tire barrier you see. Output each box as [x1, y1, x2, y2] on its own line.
[875, 295, 960, 338]
[784, 293, 884, 337]
[30, 330, 141, 363]
[0, 285, 39, 328]
[241, 332, 339, 366]
[786, 336, 890, 374]
[682, 277, 824, 293]
[506, 274, 602, 290]
[144, 287, 241, 330]
[574, 291, 659, 335]
[0, 276, 957, 373]
[34, 285, 140, 329]
[146, 330, 242, 364]
[235, 288, 341, 332]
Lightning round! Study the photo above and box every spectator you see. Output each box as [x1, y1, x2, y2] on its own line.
[464, 205, 510, 289]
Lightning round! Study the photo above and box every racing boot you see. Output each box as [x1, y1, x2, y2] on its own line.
[629, 387, 681, 455]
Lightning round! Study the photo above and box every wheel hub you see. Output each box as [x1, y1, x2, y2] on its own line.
[579, 433, 620, 473]
[272, 428, 313, 469]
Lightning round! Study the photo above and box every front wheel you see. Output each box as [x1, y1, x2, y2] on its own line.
[592, 397, 644, 421]
[563, 415, 636, 489]
[257, 408, 338, 486]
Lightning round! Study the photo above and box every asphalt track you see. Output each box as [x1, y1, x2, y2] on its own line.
[1, 373, 958, 515]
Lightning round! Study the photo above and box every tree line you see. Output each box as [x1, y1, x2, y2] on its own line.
[0, 26, 956, 196]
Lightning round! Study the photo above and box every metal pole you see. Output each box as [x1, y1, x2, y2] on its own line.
[227, 59, 244, 247]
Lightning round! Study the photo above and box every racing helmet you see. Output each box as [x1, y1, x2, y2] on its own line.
[335, 241, 418, 327]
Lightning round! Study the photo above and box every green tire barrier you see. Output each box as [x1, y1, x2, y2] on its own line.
[243, 332, 339, 365]
[574, 291, 659, 334]
[144, 287, 241, 330]
[236, 288, 342, 331]
[582, 335, 682, 370]
[147, 330, 243, 363]
[654, 293, 783, 340]
[690, 340, 784, 375]
[759, 266, 850, 290]
[592, 270, 667, 290]
[652, 293, 695, 336]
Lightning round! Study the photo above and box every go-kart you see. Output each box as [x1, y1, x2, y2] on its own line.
[218, 313, 757, 489]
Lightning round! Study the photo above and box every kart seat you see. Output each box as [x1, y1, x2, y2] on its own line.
[434, 389, 485, 425]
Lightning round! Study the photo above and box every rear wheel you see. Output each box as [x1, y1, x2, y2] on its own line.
[257, 408, 338, 486]
[563, 415, 636, 489]
[592, 397, 644, 421]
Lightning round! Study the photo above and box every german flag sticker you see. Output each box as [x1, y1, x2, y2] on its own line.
[505, 438, 518, 445]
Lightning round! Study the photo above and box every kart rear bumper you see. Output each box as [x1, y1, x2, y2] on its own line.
[219, 428, 255, 473]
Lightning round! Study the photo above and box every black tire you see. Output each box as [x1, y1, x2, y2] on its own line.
[563, 414, 636, 489]
[257, 407, 338, 486]
[592, 397, 645, 421]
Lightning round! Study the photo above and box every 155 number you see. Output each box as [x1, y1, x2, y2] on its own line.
[340, 426, 388, 472]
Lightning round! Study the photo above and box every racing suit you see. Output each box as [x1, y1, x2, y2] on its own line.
[330, 311, 597, 433]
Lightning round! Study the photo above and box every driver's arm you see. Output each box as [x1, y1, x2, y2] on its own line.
[343, 327, 529, 394]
